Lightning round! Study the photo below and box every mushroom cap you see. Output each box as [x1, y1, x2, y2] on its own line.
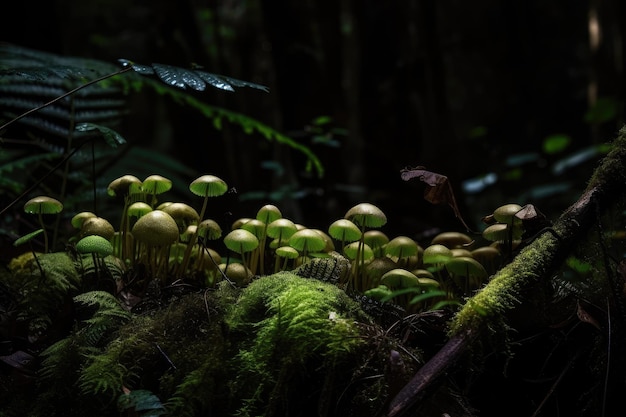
[160, 202, 200, 229]
[430, 231, 473, 248]
[482, 223, 510, 242]
[422, 244, 453, 264]
[223, 229, 259, 254]
[107, 174, 141, 197]
[384, 236, 419, 259]
[256, 204, 282, 224]
[24, 196, 63, 214]
[189, 175, 228, 197]
[241, 219, 267, 239]
[75, 235, 113, 257]
[288, 229, 327, 253]
[81, 217, 115, 241]
[450, 248, 473, 258]
[219, 262, 252, 286]
[71, 211, 96, 229]
[380, 268, 420, 289]
[275, 246, 300, 259]
[328, 219, 362, 243]
[131, 210, 179, 247]
[197, 219, 222, 240]
[493, 203, 523, 224]
[411, 268, 436, 280]
[363, 230, 390, 249]
[127, 202, 153, 218]
[310, 229, 335, 252]
[266, 218, 298, 240]
[343, 241, 374, 261]
[471, 246, 501, 262]
[141, 174, 172, 195]
[345, 203, 387, 228]
[231, 217, 252, 230]
[445, 256, 488, 280]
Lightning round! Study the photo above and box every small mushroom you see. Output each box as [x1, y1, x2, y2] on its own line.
[328, 219, 362, 252]
[384, 236, 419, 268]
[274, 246, 300, 272]
[161, 202, 200, 233]
[23, 196, 63, 253]
[131, 210, 179, 281]
[141, 174, 172, 207]
[223, 229, 259, 276]
[363, 230, 390, 257]
[256, 204, 282, 224]
[266, 218, 298, 246]
[344, 202, 387, 229]
[76, 235, 114, 282]
[430, 231, 473, 249]
[80, 217, 115, 241]
[189, 174, 228, 221]
[288, 228, 327, 262]
[445, 256, 488, 295]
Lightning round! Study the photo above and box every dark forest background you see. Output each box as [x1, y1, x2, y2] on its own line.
[2, 0, 625, 244]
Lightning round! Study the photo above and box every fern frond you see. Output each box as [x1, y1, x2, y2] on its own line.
[73, 291, 131, 345]
[78, 343, 132, 398]
[74, 290, 131, 322]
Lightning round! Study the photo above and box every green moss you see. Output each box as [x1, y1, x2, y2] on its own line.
[450, 231, 557, 335]
[226, 272, 368, 416]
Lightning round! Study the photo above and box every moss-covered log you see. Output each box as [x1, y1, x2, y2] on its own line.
[387, 126, 626, 417]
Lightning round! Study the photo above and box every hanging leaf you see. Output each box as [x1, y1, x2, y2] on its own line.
[400, 166, 473, 232]
[152, 63, 206, 91]
[75, 123, 127, 148]
[118, 59, 270, 93]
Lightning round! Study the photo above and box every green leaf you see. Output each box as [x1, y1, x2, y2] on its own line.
[542, 134, 571, 154]
[14, 229, 44, 246]
[75, 123, 127, 147]
[118, 389, 166, 415]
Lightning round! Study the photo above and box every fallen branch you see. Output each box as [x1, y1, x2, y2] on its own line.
[386, 126, 626, 417]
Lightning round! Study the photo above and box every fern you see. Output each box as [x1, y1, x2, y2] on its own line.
[73, 290, 132, 345]
[118, 389, 166, 417]
[78, 341, 134, 398]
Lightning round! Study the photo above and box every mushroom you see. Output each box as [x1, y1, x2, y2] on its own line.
[328, 219, 361, 252]
[131, 210, 179, 282]
[384, 236, 419, 268]
[160, 202, 200, 233]
[80, 216, 115, 241]
[23, 196, 63, 253]
[189, 174, 228, 221]
[363, 230, 389, 257]
[223, 228, 259, 278]
[380, 268, 421, 310]
[274, 246, 300, 272]
[141, 174, 172, 207]
[266, 218, 298, 247]
[445, 256, 488, 295]
[241, 219, 267, 274]
[76, 235, 114, 283]
[422, 244, 453, 272]
[430, 231, 473, 249]
[256, 204, 282, 224]
[344, 203, 387, 289]
[288, 228, 327, 265]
